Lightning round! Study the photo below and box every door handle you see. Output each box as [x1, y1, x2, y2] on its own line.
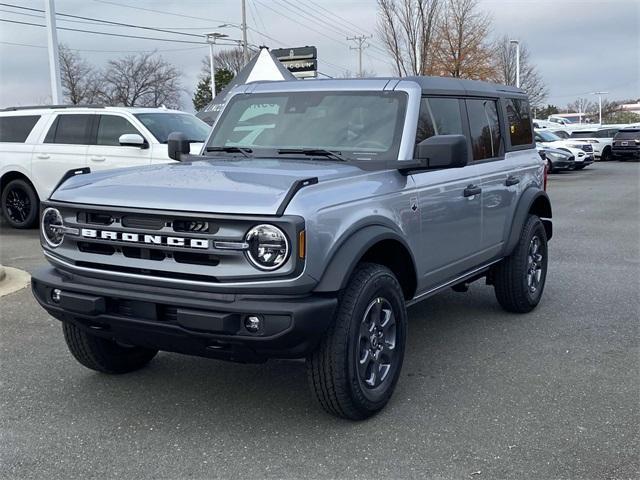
[463, 184, 482, 197]
[505, 175, 520, 186]
[35, 154, 50, 160]
[90, 156, 106, 162]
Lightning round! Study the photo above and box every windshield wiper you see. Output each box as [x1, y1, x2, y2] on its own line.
[205, 146, 253, 157]
[277, 148, 348, 161]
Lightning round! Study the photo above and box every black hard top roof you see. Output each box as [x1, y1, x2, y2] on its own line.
[404, 76, 527, 98]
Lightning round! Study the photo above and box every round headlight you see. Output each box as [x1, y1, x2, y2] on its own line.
[245, 224, 289, 271]
[42, 207, 65, 248]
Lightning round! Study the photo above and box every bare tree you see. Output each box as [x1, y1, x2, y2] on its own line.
[567, 97, 595, 118]
[431, 0, 496, 80]
[494, 36, 548, 107]
[201, 48, 245, 79]
[99, 52, 182, 108]
[377, 0, 441, 76]
[58, 44, 102, 104]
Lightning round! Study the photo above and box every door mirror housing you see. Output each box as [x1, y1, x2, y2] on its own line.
[118, 133, 147, 149]
[401, 134, 469, 174]
[167, 131, 191, 161]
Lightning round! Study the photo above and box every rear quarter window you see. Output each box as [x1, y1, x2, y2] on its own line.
[504, 98, 533, 146]
[0, 115, 41, 142]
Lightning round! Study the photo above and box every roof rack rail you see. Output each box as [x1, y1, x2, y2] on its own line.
[1, 104, 106, 112]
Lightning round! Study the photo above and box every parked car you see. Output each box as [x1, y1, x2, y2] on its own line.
[611, 128, 640, 161]
[537, 146, 576, 173]
[534, 129, 594, 169]
[570, 127, 621, 161]
[31, 77, 552, 420]
[0, 106, 209, 228]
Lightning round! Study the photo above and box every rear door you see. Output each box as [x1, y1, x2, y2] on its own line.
[468, 97, 518, 261]
[411, 96, 483, 290]
[31, 113, 92, 198]
[86, 114, 152, 171]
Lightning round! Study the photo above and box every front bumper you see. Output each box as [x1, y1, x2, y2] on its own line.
[32, 267, 337, 363]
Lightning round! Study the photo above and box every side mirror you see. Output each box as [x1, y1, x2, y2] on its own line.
[401, 134, 469, 174]
[167, 131, 191, 161]
[119, 133, 147, 148]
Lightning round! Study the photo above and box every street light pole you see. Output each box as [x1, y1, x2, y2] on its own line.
[44, 0, 62, 104]
[241, 0, 249, 64]
[592, 91, 608, 125]
[510, 39, 520, 88]
[205, 32, 229, 100]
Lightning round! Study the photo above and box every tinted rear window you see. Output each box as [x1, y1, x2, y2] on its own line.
[466, 98, 502, 161]
[0, 115, 40, 142]
[615, 130, 640, 140]
[504, 98, 533, 146]
[44, 114, 93, 144]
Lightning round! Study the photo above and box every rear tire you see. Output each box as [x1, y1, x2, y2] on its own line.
[307, 263, 407, 420]
[1, 179, 39, 228]
[601, 147, 612, 162]
[547, 161, 555, 174]
[63, 322, 158, 374]
[493, 215, 548, 313]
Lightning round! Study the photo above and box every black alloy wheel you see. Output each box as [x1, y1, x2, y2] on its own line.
[1, 179, 39, 228]
[356, 297, 398, 395]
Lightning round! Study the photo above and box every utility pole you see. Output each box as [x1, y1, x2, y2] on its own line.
[205, 32, 228, 99]
[44, 0, 62, 104]
[241, 0, 249, 64]
[510, 39, 520, 88]
[592, 91, 608, 125]
[347, 35, 371, 77]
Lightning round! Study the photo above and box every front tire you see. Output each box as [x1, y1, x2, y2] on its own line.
[307, 263, 407, 420]
[493, 215, 548, 313]
[63, 322, 158, 374]
[1, 179, 39, 228]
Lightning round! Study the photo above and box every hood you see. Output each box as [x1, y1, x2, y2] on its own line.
[51, 158, 367, 215]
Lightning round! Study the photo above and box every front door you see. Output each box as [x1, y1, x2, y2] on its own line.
[412, 96, 483, 291]
[86, 114, 152, 172]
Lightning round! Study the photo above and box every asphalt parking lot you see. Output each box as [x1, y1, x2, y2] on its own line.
[1, 162, 638, 480]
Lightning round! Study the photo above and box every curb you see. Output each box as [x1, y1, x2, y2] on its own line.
[0, 265, 31, 297]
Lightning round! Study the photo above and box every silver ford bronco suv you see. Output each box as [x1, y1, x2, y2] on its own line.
[32, 77, 552, 420]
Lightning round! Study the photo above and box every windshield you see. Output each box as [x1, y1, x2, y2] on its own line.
[206, 91, 407, 161]
[135, 113, 210, 143]
[538, 130, 562, 142]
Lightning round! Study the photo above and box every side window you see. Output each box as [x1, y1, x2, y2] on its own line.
[415, 97, 463, 144]
[96, 115, 140, 146]
[466, 99, 502, 161]
[505, 98, 533, 146]
[0, 115, 41, 143]
[44, 114, 93, 144]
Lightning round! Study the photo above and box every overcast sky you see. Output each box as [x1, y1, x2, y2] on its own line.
[0, 0, 638, 111]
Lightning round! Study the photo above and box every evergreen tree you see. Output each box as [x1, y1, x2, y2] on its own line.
[192, 68, 235, 111]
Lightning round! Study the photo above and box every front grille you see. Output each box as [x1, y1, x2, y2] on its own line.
[52, 205, 300, 284]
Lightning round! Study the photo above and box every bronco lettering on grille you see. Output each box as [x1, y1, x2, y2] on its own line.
[80, 228, 209, 249]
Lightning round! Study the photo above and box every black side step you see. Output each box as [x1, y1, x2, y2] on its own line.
[276, 177, 319, 216]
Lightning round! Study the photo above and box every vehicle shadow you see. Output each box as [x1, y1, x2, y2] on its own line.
[63, 285, 518, 430]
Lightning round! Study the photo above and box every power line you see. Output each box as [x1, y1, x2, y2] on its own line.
[0, 2, 208, 39]
[347, 35, 371, 77]
[0, 17, 211, 44]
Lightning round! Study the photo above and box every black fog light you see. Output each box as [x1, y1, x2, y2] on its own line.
[244, 315, 262, 333]
[51, 288, 62, 303]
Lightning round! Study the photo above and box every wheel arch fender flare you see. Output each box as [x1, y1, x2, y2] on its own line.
[314, 225, 418, 295]
[504, 187, 552, 256]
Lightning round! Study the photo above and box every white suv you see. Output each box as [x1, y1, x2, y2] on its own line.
[0, 106, 209, 228]
[570, 127, 622, 162]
